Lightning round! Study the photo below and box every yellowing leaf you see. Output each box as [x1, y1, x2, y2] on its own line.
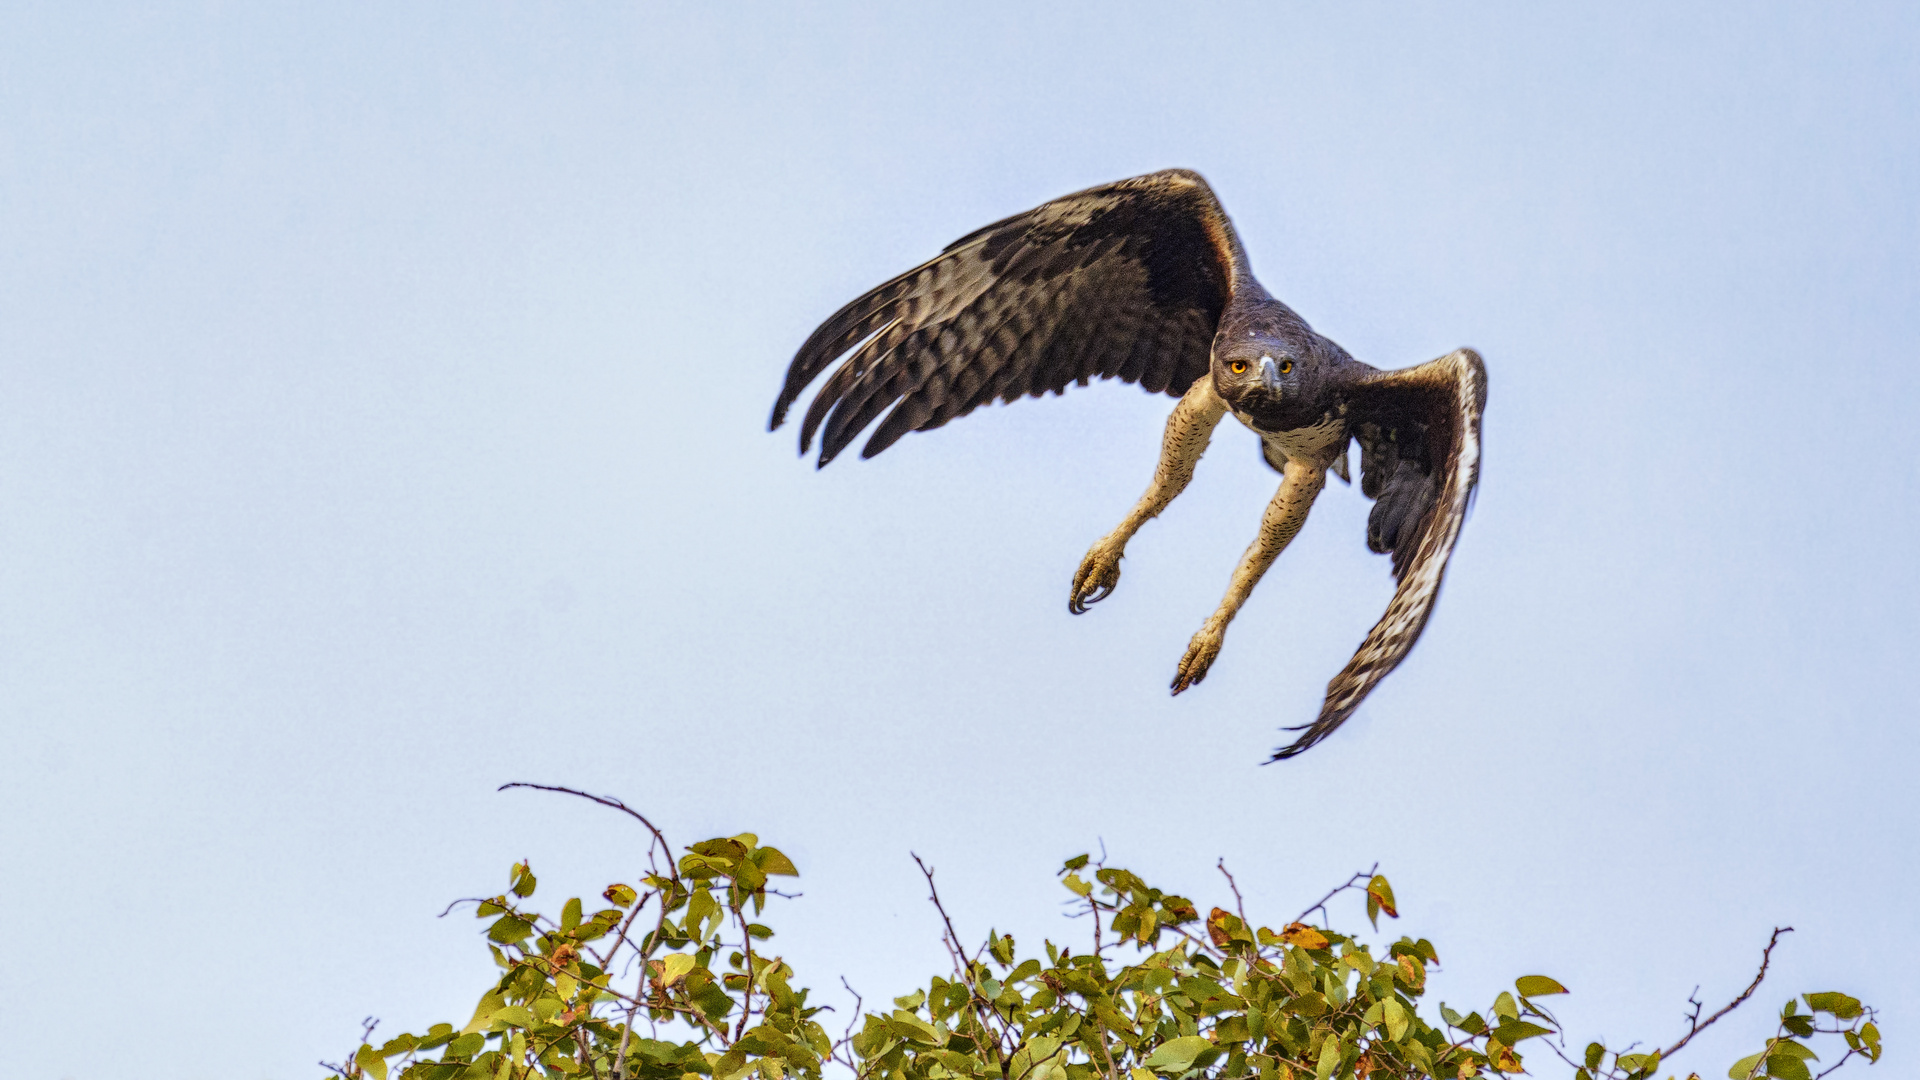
[658, 952, 697, 986]
[1397, 954, 1425, 988]
[1280, 923, 1329, 950]
[1207, 908, 1233, 947]
[1366, 875, 1398, 919]
[1515, 975, 1567, 997]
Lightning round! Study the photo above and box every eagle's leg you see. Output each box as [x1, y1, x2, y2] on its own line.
[1070, 379, 1228, 613]
[1170, 455, 1327, 694]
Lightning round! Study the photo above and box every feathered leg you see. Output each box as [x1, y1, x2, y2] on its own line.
[1170, 455, 1327, 694]
[1069, 378, 1228, 613]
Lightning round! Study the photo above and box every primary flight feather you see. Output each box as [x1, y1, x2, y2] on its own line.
[771, 169, 1487, 760]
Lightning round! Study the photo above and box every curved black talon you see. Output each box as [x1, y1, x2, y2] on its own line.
[1069, 583, 1114, 614]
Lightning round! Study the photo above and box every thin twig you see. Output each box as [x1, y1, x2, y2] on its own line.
[911, 853, 1015, 1059]
[1217, 859, 1248, 924]
[838, 976, 866, 1055]
[1659, 927, 1792, 1059]
[912, 853, 970, 981]
[733, 898, 760, 1040]
[499, 783, 673, 863]
[1295, 865, 1377, 927]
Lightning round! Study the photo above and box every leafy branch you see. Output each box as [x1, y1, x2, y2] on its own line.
[327, 792, 1883, 1080]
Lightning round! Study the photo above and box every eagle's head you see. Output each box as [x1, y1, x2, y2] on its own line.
[1210, 304, 1348, 429]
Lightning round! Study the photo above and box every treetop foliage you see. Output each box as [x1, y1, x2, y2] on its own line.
[327, 785, 1881, 1080]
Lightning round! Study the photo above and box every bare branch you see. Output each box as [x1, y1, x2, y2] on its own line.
[1660, 927, 1792, 1060]
[912, 853, 970, 982]
[733, 895, 760, 1041]
[1216, 859, 1247, 924]
[499, 782, 673, 864]
[838, 976, 866, 1051]
[1295, 864, 1378, 928]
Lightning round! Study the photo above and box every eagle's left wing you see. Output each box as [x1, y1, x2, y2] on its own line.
[770, 170, 1248, 467]
[1269, 348, 1488, 761]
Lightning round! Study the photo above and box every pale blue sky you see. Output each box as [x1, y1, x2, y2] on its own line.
[2, 4, 1915, 1079]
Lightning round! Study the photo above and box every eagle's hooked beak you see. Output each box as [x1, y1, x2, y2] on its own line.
[1260, 355, 1282, 393]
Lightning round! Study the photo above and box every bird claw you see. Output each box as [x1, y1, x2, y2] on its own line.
[1069, 544, 1123, 614]
[1170, 626, 1224, 695]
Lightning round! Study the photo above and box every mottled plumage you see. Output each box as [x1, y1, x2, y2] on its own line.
[772, 170, 1487, 760]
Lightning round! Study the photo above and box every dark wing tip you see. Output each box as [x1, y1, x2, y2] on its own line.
[1264, 703, 1353, 762]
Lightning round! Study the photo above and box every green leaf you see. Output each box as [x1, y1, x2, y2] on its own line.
[511, 862, 537, 898]
[1765, 1051, 1812, 1080]
[447, 1031, 485, 1057]
[1584, 1043, 1604, 1070]
[1440, 1004, 1464, 1028]
[1383, 999, 1411, 1042]
[1804, 992, 1863, 1019]
[560, 897, 581, 933]
[1494, 1020, 1554, 1044]
[487, 915, 533, 944]
[889, 1009, 945, 1046]
[1515, 975, 1567, 997]
[1616, 1051, 1658, 1076]
[1492, 991, 1519, 1020]
[1771, 1040, 1818, 1061]
[712, 1044, 750, 1079]
[462, 991, 506, 1035]
[1314, 1036, 1342, 1080]
[490, 1004, 537, 1030]
[756, 846, 799, 876]
[1142, 1035, 1215, 1074]
[1063, 854, 1090, 871]
[355, 1045, 390, 1080]
[603, 883, 636, 907]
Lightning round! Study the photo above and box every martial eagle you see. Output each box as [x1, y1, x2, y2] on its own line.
[771, 170, 1486, 760]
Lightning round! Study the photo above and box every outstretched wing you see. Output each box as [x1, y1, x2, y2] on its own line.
[771, 169, 1250, 466]
[1270, 348, 1488, 761]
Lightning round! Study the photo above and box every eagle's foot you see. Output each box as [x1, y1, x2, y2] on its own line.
[1069, 542, 1124, 614]
[1170, 623, 1225, 695]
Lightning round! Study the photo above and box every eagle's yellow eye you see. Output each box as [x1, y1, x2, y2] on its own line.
[1279, 359, 1294, 374]
[1229, 360, 1248, 375]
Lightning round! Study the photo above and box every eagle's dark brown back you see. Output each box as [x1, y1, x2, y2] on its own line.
[771, 169, 1252, 466]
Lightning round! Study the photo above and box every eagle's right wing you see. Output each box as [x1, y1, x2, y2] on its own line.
[771, 169, 1250, 467]
[1269, 348, 1489, 761]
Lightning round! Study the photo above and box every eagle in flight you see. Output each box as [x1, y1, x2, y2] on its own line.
[771, 170, 1486, 760]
